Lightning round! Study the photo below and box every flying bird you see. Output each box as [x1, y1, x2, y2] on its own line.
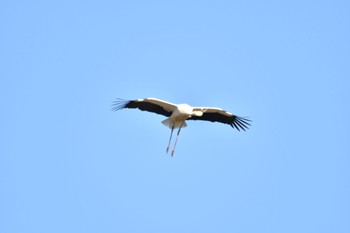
[112, 97, 251, 156]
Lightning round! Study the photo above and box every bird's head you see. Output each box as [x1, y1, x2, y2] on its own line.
[192, 109, 204, 117]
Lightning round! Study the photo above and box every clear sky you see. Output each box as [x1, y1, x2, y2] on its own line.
[1, 1, 349, 232]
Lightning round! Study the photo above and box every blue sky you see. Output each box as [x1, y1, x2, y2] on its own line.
[1, 0, 349, 232]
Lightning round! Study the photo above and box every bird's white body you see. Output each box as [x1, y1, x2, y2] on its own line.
[161, 104, 200, 129]
[112, 97, 250, 156]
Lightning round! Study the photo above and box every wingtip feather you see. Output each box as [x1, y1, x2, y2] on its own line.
[232, 116, 251, 131]
[111, 98, 129, 111]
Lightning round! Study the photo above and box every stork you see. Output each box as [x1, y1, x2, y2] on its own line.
[112, 97, 251, 156]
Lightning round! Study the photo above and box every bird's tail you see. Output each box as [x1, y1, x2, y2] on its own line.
[161, 118, 187, 129]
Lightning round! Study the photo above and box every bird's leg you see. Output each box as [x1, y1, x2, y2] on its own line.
[166, 126, 174, 153]
[172, 124, 183, 157]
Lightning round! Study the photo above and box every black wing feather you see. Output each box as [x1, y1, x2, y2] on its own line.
[112, 99, 172, 117]
[188, 112, 251, 131]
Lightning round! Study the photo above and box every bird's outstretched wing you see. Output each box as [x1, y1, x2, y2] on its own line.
[112, 98, 177, 117]
[189, 107, 251, 131]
